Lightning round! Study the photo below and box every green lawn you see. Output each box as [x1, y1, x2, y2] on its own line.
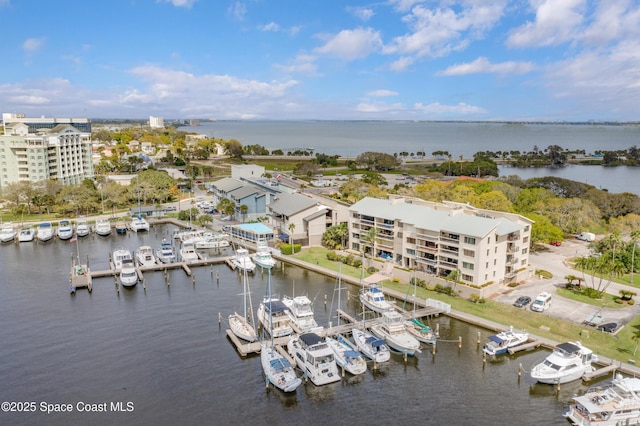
[556, 288, 626, 309]
[291, 246, 640, 364]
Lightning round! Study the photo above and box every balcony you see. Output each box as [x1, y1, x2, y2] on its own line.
[507, 244, 519, 253]
[508, 233, 520, 241]
[440, 233, 460, 244]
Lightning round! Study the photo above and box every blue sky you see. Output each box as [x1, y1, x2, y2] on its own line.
[0, 0, 638, 121]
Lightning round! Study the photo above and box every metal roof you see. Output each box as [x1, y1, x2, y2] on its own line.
[268, 192, 318, 217]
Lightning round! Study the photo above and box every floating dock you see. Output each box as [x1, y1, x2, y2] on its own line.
[70, 263, 92, 294]
[508, 340, 544, 355]
[583, 363, 619, 381]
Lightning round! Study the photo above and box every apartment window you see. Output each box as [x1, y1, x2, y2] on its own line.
[464, 236, 476, 244]
[521, 259, 527, 266]
[462, 261, 474, 270]
[462, 274, 473, 282]
[406, 237, 416, 244]
[406, 249, 416, 255]
[463, 249, 475, 257]
[485, 262, 489, 268]
[494, 259, 497, 266]
[523, 236, 529, 243]
[522, 248, 528, 254]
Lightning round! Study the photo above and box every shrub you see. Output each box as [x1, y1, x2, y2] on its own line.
[326, 251, 337, 261]
[367, 266, 378, 274]
[392, 277, 400, 283]
[629, 299, 635, 305]
[469, 293, 486, 304]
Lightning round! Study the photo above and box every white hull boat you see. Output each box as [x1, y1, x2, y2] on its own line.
[0, 222, 17, 243]
[18, 228, 35, 242]
[229, 268, 257, 342]
[130, 215, 150, 232]
[135, 245, 156, 267]
[231, 248, 256, 273]
[360, 283, 394, 313]
[75, 219, 90, 237]
[370, 311, 421, 356]
[287, 333, 340, 386]
[57, 219, 74, 240]
[326, 335, 367, 376]
[36, 222, 54, 242]
[564, 374, 640, 426]
[530, 341, 596, 384]
[261, 342, 302, 393]
[113, 249, 137, 287]
[179, 241, 199, 262]
[156, 239, 176, 263]
[253, 248, 276, 269]
[194, 232, 229, 249]
[404, 318, 439, 345]
[482, 326, 529, 356]
[282, 295, 323, 334]
[352, 328, 390, 363]
[257, 297, 293, 338]
[95, 219, 112, 236]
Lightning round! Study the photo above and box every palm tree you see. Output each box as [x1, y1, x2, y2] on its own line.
[239, 204, 248, 223]
[362, 227, 377, 259]
[630, 230, 640, 285]
[288, 222, 296, 248]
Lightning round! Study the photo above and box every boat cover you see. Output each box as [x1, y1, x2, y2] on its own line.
[300, 333, 324, 346]
[557, 342, 581, 353]
[488, 335, 505, 344]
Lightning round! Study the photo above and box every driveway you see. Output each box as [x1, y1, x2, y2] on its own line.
[493, 238, 640, 330]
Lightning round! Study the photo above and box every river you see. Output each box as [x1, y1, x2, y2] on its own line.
[0, 224, 602, 425]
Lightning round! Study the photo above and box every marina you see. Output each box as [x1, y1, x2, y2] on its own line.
[0, 221, 637, 424]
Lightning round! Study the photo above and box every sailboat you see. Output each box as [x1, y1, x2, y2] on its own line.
[326, 267, 367, 375]
[229, 268, 258, 342]
[260, 268, 302, 392]
[402, 272, 439, 345]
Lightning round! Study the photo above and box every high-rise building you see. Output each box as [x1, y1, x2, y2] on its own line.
[0, 114, 94, 188]
[149, 116, 164, 128]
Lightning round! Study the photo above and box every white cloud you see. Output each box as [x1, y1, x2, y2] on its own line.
[384, 1, 507, 59]
[366, 89, 399, 97]
[507, 0, 586, 47]
[348, 6, 375, 21]
[274, 54, 319, 75]
[438, 57, 535, 75]
[259, 22, 280, 32]
[355, 101, 406, 113]
[581, 0, 640, 46]
[288, 25, 302, 36]
[388, 0, 425, 13]
[22, 37, 45, 53]
[389, 56, 414, 71]
[315, 27, 382, 60]
[413, 101, 487, 114]
[228, 1, 247, 21]
[158, 0, 197, 8]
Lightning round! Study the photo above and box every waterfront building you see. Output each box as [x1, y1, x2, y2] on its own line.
[2, 112, 91, 133]
[0, 117, 94, 188]
[149, 116, 164, 128]
[349, 196, 533, 285]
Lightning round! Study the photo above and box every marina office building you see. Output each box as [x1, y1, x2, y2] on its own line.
[349, 196, 533, 286]
[0, 113, 94, 188]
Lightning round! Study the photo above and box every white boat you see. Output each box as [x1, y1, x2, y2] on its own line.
[156, 238, 176, 263]
[261, 268, 302, 393]
[261, 342, 302, 393]
[326, 335, 367, 376]
[95, 219, 112, 236]
[112, 249, 137, 287]
[359, 283, 394, 313]
[179, 240, 199, 262]
[229, 268, 258, 343]
[530, 341, 597, 384]
[253, 242, 275, 269]
[57, 219, 74, 240]
[352, 328, 391, 363]
[135, 245, 156, 267]
[564, 373, 640, 426]
[230, 248, 256, 273]
[0, 222, 17, 243]
[115, 220, 127, 234]
[287, 333, 340, 386]
[482, 326, 529, 356]
[370, 311, 421, 356]
[173, 228, 204, 242]
[194, 232, 229, 249]
[257, 297, 293, 338]
[404, 318, 439, 345]
[75, 219, 90, 237]
[282, 295, 323, 334]
[18, 227, 35, 242]
[130, 215, 150, 232]
[36, 222, 54, 242]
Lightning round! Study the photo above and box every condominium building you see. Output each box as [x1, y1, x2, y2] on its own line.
[2, 112, 91, 133]
[349, 196, 533, 285]
[149, 116, 164, 128]
[0, 115, 94, 188]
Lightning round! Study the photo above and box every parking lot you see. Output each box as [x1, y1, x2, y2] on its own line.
[493, 238, 640, 333]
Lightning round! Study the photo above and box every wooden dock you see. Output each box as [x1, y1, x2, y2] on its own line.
[89, 256, 232, 280]
[226, 331, 291, 358]
[69, 263, 92, 293]
[508, 340, 544, 355]
[583, 364, 619, 381]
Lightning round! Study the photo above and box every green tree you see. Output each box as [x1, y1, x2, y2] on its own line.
[322, 223, 348, 250]
[288, 222, 296, 247]
[239, 204, 248, 223]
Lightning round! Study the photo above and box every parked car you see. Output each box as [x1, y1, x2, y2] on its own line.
[597, 322, 619, 333]
[513, 295, 532, 308]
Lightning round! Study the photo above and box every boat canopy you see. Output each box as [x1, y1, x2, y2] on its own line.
[365, 336, 387, 348]
[300, 333, 323, 347]
[265, 300, 288, 313]
[270, 358, 292, 372]
[488, 335, 505, 344]
[557, 342, 581, 354]
[344, 350, 361, 358]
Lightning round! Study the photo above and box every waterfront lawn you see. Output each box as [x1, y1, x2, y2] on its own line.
[291, 247, 639, 364]
[556, 288, 625, 309]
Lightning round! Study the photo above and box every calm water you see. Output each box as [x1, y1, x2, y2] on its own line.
[0, 225, 600, 425]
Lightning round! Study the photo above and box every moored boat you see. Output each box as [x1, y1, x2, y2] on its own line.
[194, 232, 229, 249]
[179, 240, 199, 262]
[564, 373, 640, 425]
[230, 248, 256, 273]
[359, 282, 394, 313]
[75, 218, 90, 237]
[18, 227, 35, 243]
[130, 215, 150, 232]
[261, 342, 302, 393]
[404, 318, 439, 345]
[57, 219, 74, 240]
[370, 311, 421, 356]
[326, 335, 367, 376]
[253, 242, 275, 269]
[229, 268, 257, 342]
[0, 222, 17, 243]
[135, 245, 156, 267]
[530, 341, 596, 384]
[115, 220, 127, 234]
[156, 238, 176, 263]
[112, 249, 137, 287]
[36, 222, 54, 242]
[352, 328, 390, 363]
[287, 333, 340, 386]
[95, 219, 112, 237]
[282, 295, 323, 334]
[257, 297, 293, 338]
[482, 326, 529, 356]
